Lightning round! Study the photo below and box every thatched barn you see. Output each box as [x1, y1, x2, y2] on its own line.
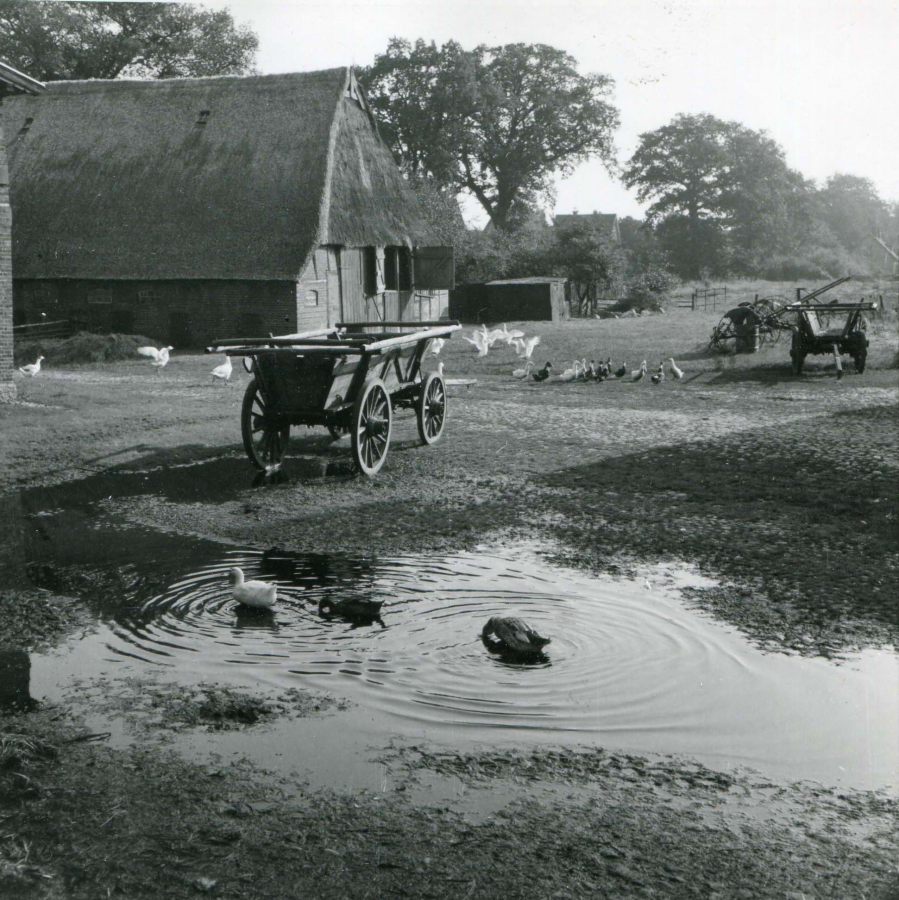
[0, 60, 43, 403]
[1, 67, 453, 346]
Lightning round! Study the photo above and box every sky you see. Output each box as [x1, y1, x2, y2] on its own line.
[208, 0, 899, 227]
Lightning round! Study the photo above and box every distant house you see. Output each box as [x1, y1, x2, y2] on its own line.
[0, 59, 43, 403]
[450, 276, 569, 323]
[1, 67, 452, 347]
[553, 211, 621, 244]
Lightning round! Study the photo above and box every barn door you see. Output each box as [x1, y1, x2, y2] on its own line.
[413, 246, 455, 291]
[338, 248, 367, 323]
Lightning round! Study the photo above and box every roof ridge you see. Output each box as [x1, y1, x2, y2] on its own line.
[314, 67, 351, 252]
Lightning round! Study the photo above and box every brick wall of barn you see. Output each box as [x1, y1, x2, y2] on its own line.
[0, 121, 15, 401]
[13, 279, 300, 347]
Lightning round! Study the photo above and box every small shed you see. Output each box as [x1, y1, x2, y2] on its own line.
[0, 60, 43, 403]
[450, 277, 569, 323]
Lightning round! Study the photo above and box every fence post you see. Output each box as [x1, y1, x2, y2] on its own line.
[692, 292, 696, 311]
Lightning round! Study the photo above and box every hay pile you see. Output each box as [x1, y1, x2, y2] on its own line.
[15, 332, 158, 366]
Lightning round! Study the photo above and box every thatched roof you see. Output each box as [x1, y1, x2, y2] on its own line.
[1, 68, 435, 281]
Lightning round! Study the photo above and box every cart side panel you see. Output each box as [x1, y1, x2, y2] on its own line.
[323, 356, 365, 411]
[254, 351, 336, 414]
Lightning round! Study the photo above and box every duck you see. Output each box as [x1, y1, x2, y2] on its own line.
[554, 360, 581, 383]
[318, 596, 384, 620]
[18, 355, 44, 377]
[651, 363, 664, 385]
[211, 356, 232, 383]
[512, 360, 534, 380]
[229, 567, 277, 609]
[668, 358, 684, 380]
[481, 616, 551, 653]
[430, 338, 446, 355]
[614, 361, 627, 379]
[631, 361, 647, 382]
[532, 361, 553, 382]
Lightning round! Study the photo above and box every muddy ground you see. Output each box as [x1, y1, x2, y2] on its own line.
[1, 311, 898, 898]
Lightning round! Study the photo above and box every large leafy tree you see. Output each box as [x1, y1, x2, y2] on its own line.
[361, 39, 619, 232]
[623, 114, 807, 277]
[0, 2, 258, 81]
[817, 174, 891, 254]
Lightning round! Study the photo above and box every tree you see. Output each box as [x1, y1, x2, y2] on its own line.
[623, 114, 805, 277]
[817, 174, 891, 254]
[361, 39, 619, 231]
[0, 2, 258, 81]
[547, 221, 624, 315]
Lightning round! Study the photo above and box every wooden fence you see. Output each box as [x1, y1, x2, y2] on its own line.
[677, 286, 727, 311]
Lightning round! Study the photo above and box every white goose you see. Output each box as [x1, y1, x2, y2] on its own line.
[631, 360, 647, 382]
[498, 323, 525, 345]
[463, 330, 490, 357]
[18, 355, 44, 377]
[138, 345, 173, 373]
[512, 360, 534, 379]
[514, 335, 541, 359]
[668, 358, 684, 380]
[211, 356, 233, 383]
[229, 568, 277, 609]
[430, 338, 446, 355]
[553, 360, 581, 383]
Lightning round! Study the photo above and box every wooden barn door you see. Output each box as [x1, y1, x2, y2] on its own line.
[338, 248, 366, 324]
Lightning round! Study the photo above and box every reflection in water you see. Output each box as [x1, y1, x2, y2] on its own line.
[0, 649, 38, 712]
[233, 606, 279, 633]
[481, 635, 551, 668]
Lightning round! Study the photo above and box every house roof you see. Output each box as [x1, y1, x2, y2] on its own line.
[553, 212, 619, 237]
[1, 68, 435, 281]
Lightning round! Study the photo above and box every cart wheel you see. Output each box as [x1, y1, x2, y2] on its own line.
[351, 378, 392, 476]
[417, 372, 447, 445]
[241, 378, 290, 470]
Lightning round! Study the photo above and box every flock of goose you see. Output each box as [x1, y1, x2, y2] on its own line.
[138, 344, 234, 384]
[454, 323, 686, 386]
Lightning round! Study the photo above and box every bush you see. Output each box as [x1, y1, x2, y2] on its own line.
[623, 266, 677, 312]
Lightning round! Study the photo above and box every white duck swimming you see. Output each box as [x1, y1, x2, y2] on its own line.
[18, 355, 44, 377]
[482, 616, 551, 653]
[229, 567, 277, 609]
[211, 356, 233, 384]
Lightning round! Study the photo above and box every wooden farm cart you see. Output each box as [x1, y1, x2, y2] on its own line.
[208, 321, 462, 476]
[787, 301, 876, 375]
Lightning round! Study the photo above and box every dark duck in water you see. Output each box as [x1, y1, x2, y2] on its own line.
[481, 616, 551, 654]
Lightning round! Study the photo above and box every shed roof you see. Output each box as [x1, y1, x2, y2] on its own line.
[488, 277, 567, 285]
[1, 68, 435, 281]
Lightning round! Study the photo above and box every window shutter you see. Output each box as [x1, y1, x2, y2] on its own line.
[413, 246, 455, 291]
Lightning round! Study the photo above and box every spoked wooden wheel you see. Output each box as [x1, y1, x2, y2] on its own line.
[241, 378, 290, 470]
[417, 372, 447, 445]
[351, 378, 392, 476]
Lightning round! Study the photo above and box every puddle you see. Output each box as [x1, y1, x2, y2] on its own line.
[1, 466, 896, 796]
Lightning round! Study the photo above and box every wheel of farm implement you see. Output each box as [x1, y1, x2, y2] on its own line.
[709, 316, 737, 352]
[352, 378, 392, 476]
[241, 379, 290, 470]
[417, 372, 447, 445]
